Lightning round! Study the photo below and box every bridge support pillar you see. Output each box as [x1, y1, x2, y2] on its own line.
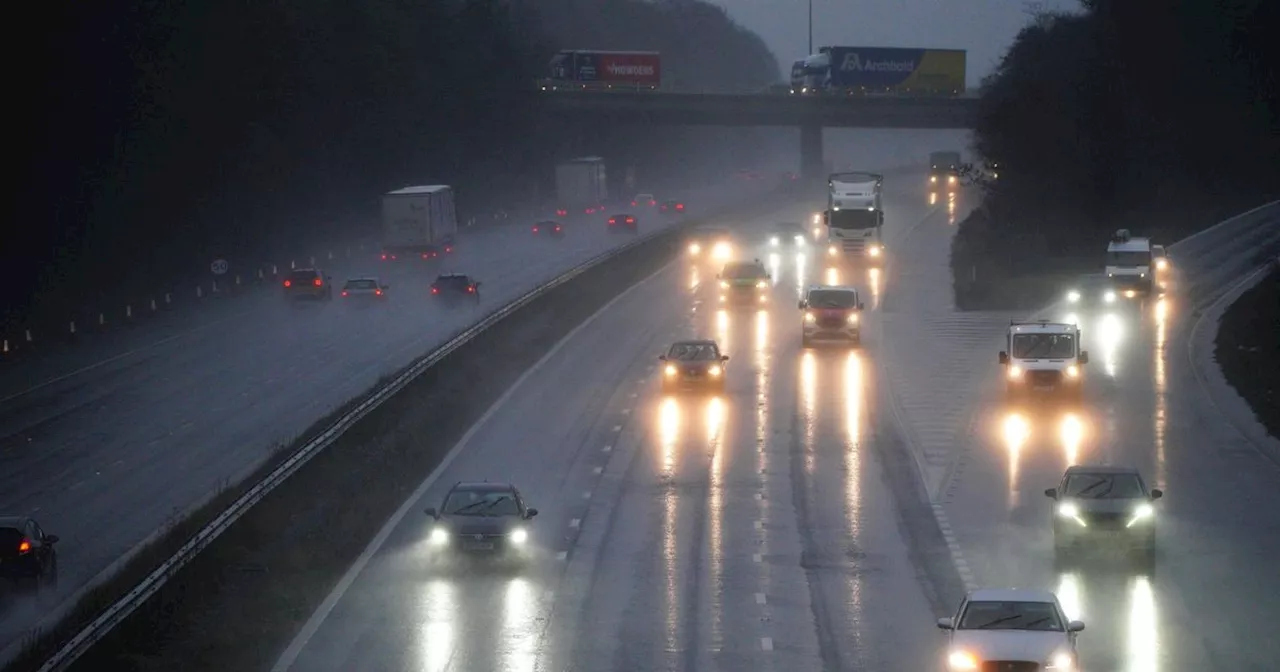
[800, 124, 824, 181]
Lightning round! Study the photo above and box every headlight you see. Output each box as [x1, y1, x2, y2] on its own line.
[1067, 290, 1081, 302]
[1104, 290, 1117, 303]
[828, 245, 837, 256]
[430, 527, 449, 545]
[930, 175, 938, 183]
[1047, 652, 1074, 670]
[947, 650, 978, 670]
[688, 243, 701, 254]
[756, 280, 767, 288]
[948, 175, 957, 184]
[847, 313, 859, 324]
[664, 364, 677, 376]
[708, 365, 722, 376]
[1065, 365, 1079, 378]
[1156, 259, 1168, 270]
[794, 235, 805, 245]
[770, 237, 779, 246]
[1057, 502, 1087, 526]
[509, 528, 528, 544]
[868, 245, 881, 257]
[720, 281, 729, 289]
[1007, 365, 1023, 379]
[812, 213, 821, 225]
[1124, 289, 1137, 298]
[804, 312, 816, 323]
[1127, 502, 1154, 527]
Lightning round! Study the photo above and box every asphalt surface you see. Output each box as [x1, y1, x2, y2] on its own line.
[274, 180, 957, 671]
[896, 203, 1280, 669]
[0, 178, 769, 648]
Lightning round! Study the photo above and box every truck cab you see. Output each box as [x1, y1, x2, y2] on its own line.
[824, 172, 885, 265]
[1105, 229, 1154, 297]
[929, 151, 962, 190]
[999, 320, 1089, 400]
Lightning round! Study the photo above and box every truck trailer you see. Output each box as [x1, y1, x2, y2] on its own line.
[795, 46, 965, 96]
[824, 172, 885, 264]
[555, 157, 609, 216]
[381, 185, 458, 260]
[542, 50, 661, 90]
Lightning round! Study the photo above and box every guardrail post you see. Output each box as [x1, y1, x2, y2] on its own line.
[327, 250, 334, 260]
[290, 260, 296, 270]
[165, 292, 172, 306]
[69, 320, 76, 336]
[272, 264, 279, 276]
[125, 304, 133, 320]
[257, 268, 265, 281]
[98, 312, 105, 328]
[197, 285, 204, 299]
[25, 329, 32, 344]
[2, 339, 8, 356]
[234, 274, 241, 287]
[309, 256, 316, 266]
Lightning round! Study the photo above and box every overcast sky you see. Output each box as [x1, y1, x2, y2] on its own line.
[708, 0, 1083, 87]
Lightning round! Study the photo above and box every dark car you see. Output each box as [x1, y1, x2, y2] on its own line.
[1063, 274, 1120, 308]
[340, 277, 388, 300]
[282, 268, 333, 301]
[717, 259, 771, 306]
[687, 226, 733, 261]
[424, 482, 538, 560]
[532, 220, 563, 236]
[1045, 465, 1162, 566]
[608, 213, 638, 232]
[431, 273, 481, 301]
[659, 200, 686, 216]
[799, 285, 864, 346]
[659, 340, 729, 393]
[767, 222, 809, 249]
[0, 516, 59, 595]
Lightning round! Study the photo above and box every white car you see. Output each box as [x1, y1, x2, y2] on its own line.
[937, 588, 1084, 671]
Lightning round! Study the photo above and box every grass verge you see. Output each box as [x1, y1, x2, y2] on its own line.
[1, 182, 805, 672]
[1214, 266, 1280, 441]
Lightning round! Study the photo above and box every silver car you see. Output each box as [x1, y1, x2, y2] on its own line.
[937, 588, 1083, 671]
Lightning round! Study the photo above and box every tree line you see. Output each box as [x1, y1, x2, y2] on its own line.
[5, 0, 780, 318]
[951, 0, 1279, 308]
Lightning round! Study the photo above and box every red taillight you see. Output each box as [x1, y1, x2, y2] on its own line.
[381, 253, 387, 260]
[626, 217, 635, 223]
[283, 280, 292, 288]
[677, 204, 684, 210]
[431, 287, 439, 294]
[445, 246, 452, 253]
[631, 201, 637, 206]
[314, 278, 322, 287]
[533, 226, 539, 233]
[554, 225, 561, 232]
[341, 290, 348, 297]
[556, 209, 567, 216]
[467, 286, 475, 293]
[375, 289, 382, 296]
[17, 539, 30, 554]
[586, 207, 595, 214]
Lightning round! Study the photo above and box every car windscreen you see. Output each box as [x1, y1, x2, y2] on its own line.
[807, 290, 857, 308]
[958, 601, 1064, 631]
[1107, 250, 1151, 266]
[344, 279, 377, 290]
[1011, 333, 1076, 359]
[442, 490, 519, 516]
[667, 343, 719, 361]
[1062, 473, 1145, 499]
[722, 263, 765, 279]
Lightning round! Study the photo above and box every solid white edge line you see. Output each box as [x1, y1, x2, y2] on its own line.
[271, 257, 677, 672]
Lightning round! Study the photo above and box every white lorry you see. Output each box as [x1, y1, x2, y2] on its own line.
[824, 172, 885, 264]
[381, 185, 458, 261]
[1105, 229, 1154, 297]
[999, 320, 1090, 399]
[555, 156, 609, 216]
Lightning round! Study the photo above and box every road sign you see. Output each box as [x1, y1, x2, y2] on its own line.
[211, 259, 229, 275]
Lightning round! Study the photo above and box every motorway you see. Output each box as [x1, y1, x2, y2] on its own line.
[0, 177, 771, 649]
[275, 170, 1280, 671]
[274, 182, 954, 671]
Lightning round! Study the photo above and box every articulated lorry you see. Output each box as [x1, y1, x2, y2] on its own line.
[381, 185, 458, 261]
[793, 46, 966, 96]
[555, 156, 609, 217]
[824, 172, 885, 264]
[541, 50, 662, 90]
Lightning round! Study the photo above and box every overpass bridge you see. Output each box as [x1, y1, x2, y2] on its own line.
[529, 90, 980, 179]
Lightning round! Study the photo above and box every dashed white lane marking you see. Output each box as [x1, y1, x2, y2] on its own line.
[753, 492, 763, 500]
[752, 553, 762, 563]
[755, 592, 766, 605]
[582, 491, 592, 499]
[602, 444, 613, 452]
[753, 520, 764, 530]
[761, 637, 774, 651]
[556, 551, 568, 561]
[612, 425, 622, 432]
[933, 503, 976, 590]
[569, 518, 581, 528]
[629, 392, 637, 398]
[593, 466, 603, 475]
[621, 408, 631, 415]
